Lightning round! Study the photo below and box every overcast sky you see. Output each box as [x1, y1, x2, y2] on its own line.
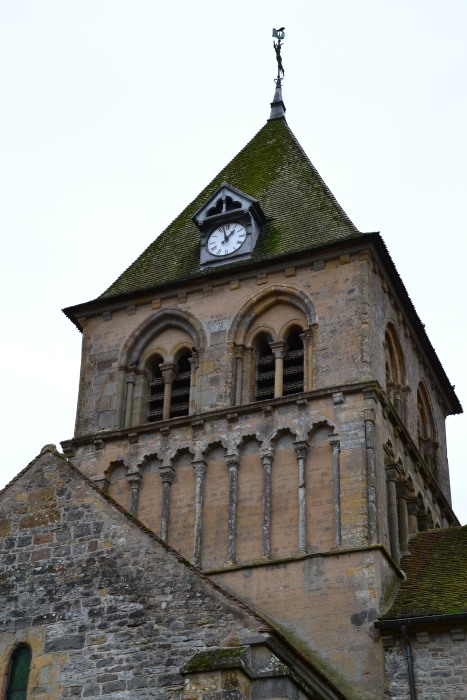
[1, 1, 466, 523]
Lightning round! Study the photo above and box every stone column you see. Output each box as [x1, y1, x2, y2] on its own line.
[124, 371, 137, 428]
[261, 450, 274, 558]
[234, 345, 245, 405]
[365, 416, 377, 545]
[293, 441, 309, 553]
[396, 480, 409, 557]
[160, 362, 177, 420]
[225, 454, 240, 563]
[269, 341, 287, 399]
[127, 470, 142, 517]
[330, 438, 341, 546]
[192, 460, 207, 566]
[159, 465, 175, 542]
[386, 462, 402, 562]
[407, 494, 422, 536]
[188, 354, 199, 414]
[393, 384, 402, 416]
[115, 369, 127, 429]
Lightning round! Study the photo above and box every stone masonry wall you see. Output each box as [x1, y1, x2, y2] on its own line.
[0, 450, 270, 699]
[383, 626, 467, 699]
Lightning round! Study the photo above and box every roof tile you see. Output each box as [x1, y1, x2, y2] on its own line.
[383, 526, 467, 619]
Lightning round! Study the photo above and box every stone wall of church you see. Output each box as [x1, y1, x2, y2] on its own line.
[212, 549, 396, 700]
[368, 256, 451, 499]
[0, 452, 277, 700]
[72, 254, 372, 438]
[381, 626, 467, 699]
[65, 389, 374, 566]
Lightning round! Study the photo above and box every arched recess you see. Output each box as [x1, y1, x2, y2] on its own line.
[228, 286, 316, 404]
[417, 381, 438, 476]
[305, 424, 336, 552]
[117, 308, 207, 428]
[137, 454, 163, 535]
[105, 460, 131, 512]
[236, 435, 263, 563]
[201, 441, 229, 569]
[167, 447, 196, 562]
[270, 429, 299, 558]
[384, 323, 408, 419]
[5, 644, 31, 700]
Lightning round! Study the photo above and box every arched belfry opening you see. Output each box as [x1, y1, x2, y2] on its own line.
[117, 308, 206, 428]
[228, 286, 315, 405]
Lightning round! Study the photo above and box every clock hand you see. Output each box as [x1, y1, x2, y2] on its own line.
[224, 224, 237, 240]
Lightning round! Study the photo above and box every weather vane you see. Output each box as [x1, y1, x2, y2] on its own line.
[272, 27, 285, 84]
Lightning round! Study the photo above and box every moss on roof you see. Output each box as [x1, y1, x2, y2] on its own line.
[383, 527, 467, 619]
[100, 118, 362, 299]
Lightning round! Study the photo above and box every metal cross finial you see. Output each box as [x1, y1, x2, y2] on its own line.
[272, 27, 285, 83]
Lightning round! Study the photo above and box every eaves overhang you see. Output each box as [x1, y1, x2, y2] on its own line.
[375, 612, 467, 631]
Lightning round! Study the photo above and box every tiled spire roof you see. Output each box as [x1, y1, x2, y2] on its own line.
[100, 118, 361, 300]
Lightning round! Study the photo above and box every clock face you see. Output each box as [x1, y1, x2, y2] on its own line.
[207, 222, 247, 257]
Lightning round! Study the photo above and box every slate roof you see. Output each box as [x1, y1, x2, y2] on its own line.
[100, 117, 362, 300]
[383, 526, 467, 619]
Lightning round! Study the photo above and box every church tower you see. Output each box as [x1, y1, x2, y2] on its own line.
[61, 40, 461, 699]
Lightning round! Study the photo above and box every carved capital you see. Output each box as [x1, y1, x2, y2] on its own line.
[127, 470, 142, 488]
[385, 461, 403, 482]
[233, 343, 245, 359]
[225, 454, 240, 471]
[125, 371, 138, 385]
[188, 354, 199, 370]
[159, 465, 175, 484]
[407, 494, 423, 516]
[260, 450, 274, 468]
[160, 361, 178, 384]
[293, 440, 309, 461]
[269, 340, 287, 360]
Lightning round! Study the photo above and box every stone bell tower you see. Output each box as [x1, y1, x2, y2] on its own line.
[61, 65, 461, 699]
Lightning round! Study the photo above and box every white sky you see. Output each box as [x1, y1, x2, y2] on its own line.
[1, 1, 466, 523]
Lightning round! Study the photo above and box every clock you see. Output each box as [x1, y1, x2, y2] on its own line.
[207, 222, 247, 257]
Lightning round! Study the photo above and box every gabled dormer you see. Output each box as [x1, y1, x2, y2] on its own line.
[193, 182, 267, 268]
